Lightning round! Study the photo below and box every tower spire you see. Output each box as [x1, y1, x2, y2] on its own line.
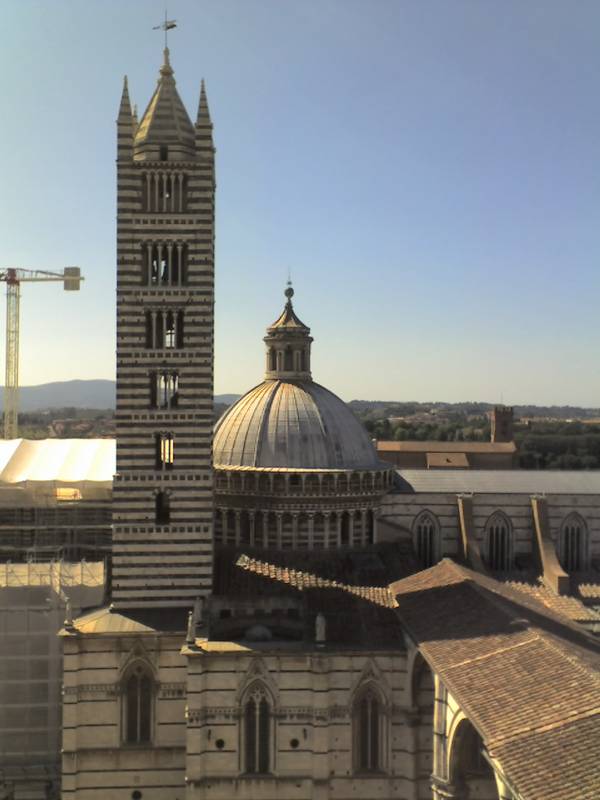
[133, 48, 195, 160]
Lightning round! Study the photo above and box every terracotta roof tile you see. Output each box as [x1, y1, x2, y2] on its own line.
[390, 560, 600, 800]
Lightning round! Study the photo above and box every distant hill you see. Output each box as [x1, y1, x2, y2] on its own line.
[0, 381, 241, 412]
[5, 383, 596, 420]
[215, 394, 241, 405]
[2, 380, 116, 412]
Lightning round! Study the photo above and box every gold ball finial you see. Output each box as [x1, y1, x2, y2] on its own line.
[284, 281, 294, 301]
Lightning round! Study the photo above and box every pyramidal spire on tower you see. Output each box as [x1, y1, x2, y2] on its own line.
[133, 47, 195, 161]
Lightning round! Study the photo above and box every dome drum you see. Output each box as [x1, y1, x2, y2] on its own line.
[215, 506, 380, 551]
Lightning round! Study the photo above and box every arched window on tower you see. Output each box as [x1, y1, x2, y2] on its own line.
[268, 348, 276, 371]
[413, 511, 439, 568]
[560, 513, 587, 572]
[485, 511, 512, 571]
[243, 684, 272, 774]
[353, 686, 384, 773]
[123, 662, 154, 744]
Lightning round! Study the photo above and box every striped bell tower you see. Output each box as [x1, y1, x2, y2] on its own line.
[111, 49, 215, 608]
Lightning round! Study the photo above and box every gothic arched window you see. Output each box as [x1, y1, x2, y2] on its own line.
[485, 511, 512, 571]
[354, 687, 384, 773]
[123, 663, 153, 744]
[243, 684, 271, 774]
[560, 514, 587, 572]
[413, 511, 439, 568]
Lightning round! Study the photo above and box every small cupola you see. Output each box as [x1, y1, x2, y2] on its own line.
[264, 283, 313, 381]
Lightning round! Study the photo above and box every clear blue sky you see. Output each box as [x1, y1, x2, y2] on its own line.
[1, 0, 599, 405]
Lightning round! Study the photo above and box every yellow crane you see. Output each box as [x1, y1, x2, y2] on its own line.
[0, 267, 83, 439]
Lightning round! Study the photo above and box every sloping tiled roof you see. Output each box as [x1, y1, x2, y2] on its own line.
[395, 468, 600, 494]
[237, 553, 600, 797]
[236, 554, 396, 609]
[228, 545, 415, 647]
[390, 559, 600, 800]
[379, 441, 517, 453]
[500, 575, 600, 624]
[426, 452, 469, 468]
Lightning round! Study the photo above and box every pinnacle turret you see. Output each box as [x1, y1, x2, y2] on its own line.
[118, 75, 132, 118]
[196, 80, 212, 125]
[117, 76, 134, 160]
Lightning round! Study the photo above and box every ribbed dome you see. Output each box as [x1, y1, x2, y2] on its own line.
[214, 380, 382, 470]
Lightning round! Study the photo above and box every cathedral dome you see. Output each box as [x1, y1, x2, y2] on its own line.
[214, 285, 383, 472]
[214, 378, 382, 471]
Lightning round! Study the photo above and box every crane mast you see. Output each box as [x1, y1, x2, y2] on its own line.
[0, 267, 83, 439]
[4, 272, 20, 439]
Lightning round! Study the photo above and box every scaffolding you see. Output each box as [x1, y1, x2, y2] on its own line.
[0, 561, 105, 800]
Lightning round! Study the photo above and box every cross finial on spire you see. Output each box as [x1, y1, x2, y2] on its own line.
[153, 8, 177, 49]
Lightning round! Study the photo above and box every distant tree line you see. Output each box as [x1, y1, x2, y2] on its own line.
[350, 401, 600, 470]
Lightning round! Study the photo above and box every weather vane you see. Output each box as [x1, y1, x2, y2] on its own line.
[153, 9, 177, 48]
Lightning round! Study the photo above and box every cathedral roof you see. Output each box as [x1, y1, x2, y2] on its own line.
[390, 559, 600, 800]
[395, 468, 600, 494]
[134, 48, 195, 152]
[213, 379, 383, 471]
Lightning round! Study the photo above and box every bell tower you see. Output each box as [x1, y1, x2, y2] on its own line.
[112, 50, 215, 608]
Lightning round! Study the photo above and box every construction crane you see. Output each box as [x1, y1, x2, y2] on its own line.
[0, 267, 83, 439]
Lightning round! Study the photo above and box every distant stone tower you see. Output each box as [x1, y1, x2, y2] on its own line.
[112, 50, 215, 608]
[490, 405, 514, 443]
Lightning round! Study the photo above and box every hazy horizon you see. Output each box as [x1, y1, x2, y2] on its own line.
[11, 378, 600, 411]
[2, 1, 599, 405]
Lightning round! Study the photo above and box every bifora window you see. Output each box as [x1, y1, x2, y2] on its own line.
[124, 663, 153, 744]
[354, 687, 382, 772]
[485, 512, 512, 571]
[244, 685, 271, 774]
